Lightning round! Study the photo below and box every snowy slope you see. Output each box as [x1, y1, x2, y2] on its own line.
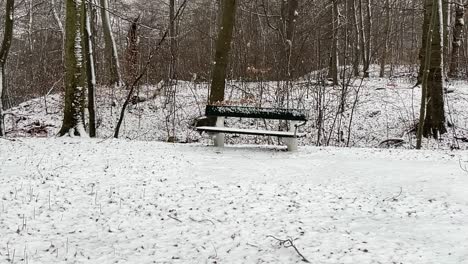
[4, 76, 468, 150]
[1, 138, 467, 263]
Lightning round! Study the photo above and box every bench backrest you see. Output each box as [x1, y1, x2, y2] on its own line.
[205, 105, 308, 121]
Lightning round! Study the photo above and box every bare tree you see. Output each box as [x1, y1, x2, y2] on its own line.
[0, 0, 15, 136]
[417, 0, 446, 148]
[209, 0, 238, 104]
[100, 0, 122, 87]
[448, 0, 464, 78]
[58, 0, 87, 136]
[84, 1, 97, 137]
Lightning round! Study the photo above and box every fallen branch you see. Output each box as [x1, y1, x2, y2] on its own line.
[459, 159, 468, 174]
[189, 216, 215, 225]
[167, 214, 182, 223]
[267, 235, 310, 263]
[378, 138, 405, 148]
[383, 187, 403, 202]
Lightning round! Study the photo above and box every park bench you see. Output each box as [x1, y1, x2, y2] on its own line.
[196, 105, 308, 151]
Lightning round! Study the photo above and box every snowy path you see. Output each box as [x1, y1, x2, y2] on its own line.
[1, 139, 467, 263]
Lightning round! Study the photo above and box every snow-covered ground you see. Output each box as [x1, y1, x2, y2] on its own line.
[1, 138, 467, 263]
[3, 75, 468, 150]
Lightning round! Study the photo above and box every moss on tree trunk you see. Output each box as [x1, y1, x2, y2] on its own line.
[58, 0, 87, 137]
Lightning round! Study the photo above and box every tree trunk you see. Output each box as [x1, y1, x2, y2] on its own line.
[423, 0, 446, 139]
[329, 0, 339, 85]
[58, 0, 87, 137]
[363, 0, 372, 77]
[0, 0, 15, 137]
[100, 0, 122, 86]
[417, 0, 438, 149]
[209, 0, 237, 104]
[84, 1, 97, 137]
[285, 0, 299, 79]
[442, 0, 450, 71]
[351, 0, 361, 76]
[379, 0, 391, 78]
[169, 0, 177, 80]
[448, 1, 464, 78]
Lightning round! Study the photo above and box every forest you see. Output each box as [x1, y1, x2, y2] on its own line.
[0, 0, 466, 149]
[0, 1, 468, 263]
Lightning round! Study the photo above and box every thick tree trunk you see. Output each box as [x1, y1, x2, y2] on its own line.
[209, 0, 237, 104]
[100, 0, 122, 86]
[423, 0, 447, 139]
[448, 1, 464, 78]
[58, 0, 87, 137]
[417, 0, 438, 149]
[0, 0, 15, 137]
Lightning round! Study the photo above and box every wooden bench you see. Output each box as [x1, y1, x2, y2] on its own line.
[196, 105, 308, 151]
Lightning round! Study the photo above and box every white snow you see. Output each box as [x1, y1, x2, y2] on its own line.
[1, 138, 467, 263]
[3, 70, 468, 150]
[196, 126, 305, 137]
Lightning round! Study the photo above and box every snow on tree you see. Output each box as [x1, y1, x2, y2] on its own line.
[58, 0, 88, 137]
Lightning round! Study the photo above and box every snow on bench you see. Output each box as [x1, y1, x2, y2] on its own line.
[196, 105, 308, 151]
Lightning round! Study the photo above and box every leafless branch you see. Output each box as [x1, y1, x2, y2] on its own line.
[383, 187, 403, 202]
[167, 214, 182, 223]
[459, 159, 468, 174]
[267, 235, 310, 263]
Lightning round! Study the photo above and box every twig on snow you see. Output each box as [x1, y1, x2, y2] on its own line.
[459, 159, 468, 174]
[167, 214, 182, 223]
[267, 235, 310, 263]
[189, 216, 215, 225]
[383, 187, 403, 202]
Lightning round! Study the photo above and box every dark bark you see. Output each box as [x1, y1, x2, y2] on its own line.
[422, 0, 447, 139]
[448, 2, 464, 78]
[209, 0, 237, 104]
[0, 0, 15, 136]
[169, 0, 177, 80]
[83, 1, 97, 137]
[329, 0, 339, 85]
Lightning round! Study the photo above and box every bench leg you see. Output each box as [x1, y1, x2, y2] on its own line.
[213, 133, 224, 147]
[283, 137, 298, 151]
[213, 117, 225, 147]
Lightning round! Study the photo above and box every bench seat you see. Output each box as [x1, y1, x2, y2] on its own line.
[196, 126, 306, 138]
[195, 105, 308, 151]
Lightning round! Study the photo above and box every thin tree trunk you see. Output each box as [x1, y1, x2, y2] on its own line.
[84, 1, 97, 137]
[0, 0, 15, 137]
[209, 0, 237, 104]
[442, 0, 450, 71]
[358, 0, 368, 77]
[329, 0, 339, 84]
[285, 0, 298, 79]
[169, 0, 177, 80]
[351, 0, 361, 76]
[100, 0, 122, 86]
[380, 0, 391, 78]
[448, 1, 464, 77]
